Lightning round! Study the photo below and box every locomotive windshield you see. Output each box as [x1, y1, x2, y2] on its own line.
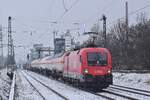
[87, 52, 108, 66]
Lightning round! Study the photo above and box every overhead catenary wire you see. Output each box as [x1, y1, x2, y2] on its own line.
[82, 0, 114, 24]
[107, 2, 150, 27]
[12, 18, 53, 51]
[62, 0, 68, 12]
[58, 1, 150, 33]
[49, 0, 81, 38]
[128, 3, 150, 16]
[58, 0, 80, 20]
[83, 1, 150, 30]
[11, 1, 150, 44]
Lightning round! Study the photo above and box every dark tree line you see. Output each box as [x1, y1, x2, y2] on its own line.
[91, 13, 150, 70]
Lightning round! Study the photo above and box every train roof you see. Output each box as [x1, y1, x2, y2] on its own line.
[66, 47, 110, 56]
[78, 47, 109, 53]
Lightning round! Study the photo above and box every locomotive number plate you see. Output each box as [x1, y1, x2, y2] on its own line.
[95, 70, 102, 74]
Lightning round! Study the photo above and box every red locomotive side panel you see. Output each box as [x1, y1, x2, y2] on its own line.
[63, 51, 82, 78]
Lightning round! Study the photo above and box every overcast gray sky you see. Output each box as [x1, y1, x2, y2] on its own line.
[0, 0, 150, 62]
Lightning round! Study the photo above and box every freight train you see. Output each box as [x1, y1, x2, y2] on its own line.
[30, 47, 113, 90]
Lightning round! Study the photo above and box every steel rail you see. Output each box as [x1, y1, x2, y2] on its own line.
[21, 71, 46, 100]
[80, 88, 115, 100]
[102, 89, 139, 100]
[23, 71, 69, 100]
[109, 86, 150, 97]
[112, 84, 150, 93]
[27, 70, 115, 100]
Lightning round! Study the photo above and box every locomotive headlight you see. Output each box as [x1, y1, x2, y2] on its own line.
[84, 69, 89, 74]
[108, 70, 111, 74]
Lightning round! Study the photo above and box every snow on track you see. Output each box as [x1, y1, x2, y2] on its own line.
[16, 70, 150, 100]
[105, 85, 150, 100]
[0, 69, 11, 100]
[112, 84, 150, 94]
[113, 72, 150, 91]
[102, 88, 139, 100]
[15, 70, 43, 100]
[110, 85, 150, 97]
[24, 70, 108, 100]
[97, 92, 127, 100]
[9, 72, 16, 100]
[22, 71, 66, 100]
[104, 72, 150, 100]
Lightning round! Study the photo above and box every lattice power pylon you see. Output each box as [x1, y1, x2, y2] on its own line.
[0, 25, 3, 68]
[7, 16, 15, 73]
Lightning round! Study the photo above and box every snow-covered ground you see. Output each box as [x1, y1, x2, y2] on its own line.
[3, 68, 149, 100]
[0, 68, 11, 100]
[113, 72, 150, 91]
[25, 70, 150, 100]
[17, 71, 150, 100]
[19, 70, 106, 100]
[15, 70, 43, 100]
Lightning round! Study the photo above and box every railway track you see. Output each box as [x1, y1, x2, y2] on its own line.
[21, 72, 46, 100]
[9, 72, 16, 100]
[97, 84, 150, 100]
[21, 71, 69, 100]
[79, 86, 139, 100]
[101, 89, 139, 100]
[112, 84, 150, 95]
[78, 88, 115, 100]
[25, 70, 150, 100]
[109, 85, 150, 97]
[27, 71, 117, 100]
[76, 83, 146, 100]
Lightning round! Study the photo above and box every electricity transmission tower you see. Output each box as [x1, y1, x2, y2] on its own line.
[100, 14, 107, 48]
[0, 25, 3, 68]
[125, 1, 129, 66]
[7, 16, 15, 75]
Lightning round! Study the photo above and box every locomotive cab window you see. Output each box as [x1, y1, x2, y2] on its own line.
[87, 52, 108, 66]
[65, 52, 70, 56]
[80, 55, 82, 65]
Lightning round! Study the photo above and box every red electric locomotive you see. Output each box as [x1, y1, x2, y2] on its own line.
[31, 47, 112, 90]
[63, 47, 112, 89]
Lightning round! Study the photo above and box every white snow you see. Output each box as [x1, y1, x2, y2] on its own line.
[23, 70, 107, 100]
[15, 70, 43, 100]
[22, 71, 64, 100]
[113, 72, 150, 91]
[0, 68, 11, 100]
[110, 72, 150, 100]
[104, 87, 150, 100]
[14, 69, 150, 100]
[9, 72, 16, 100]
